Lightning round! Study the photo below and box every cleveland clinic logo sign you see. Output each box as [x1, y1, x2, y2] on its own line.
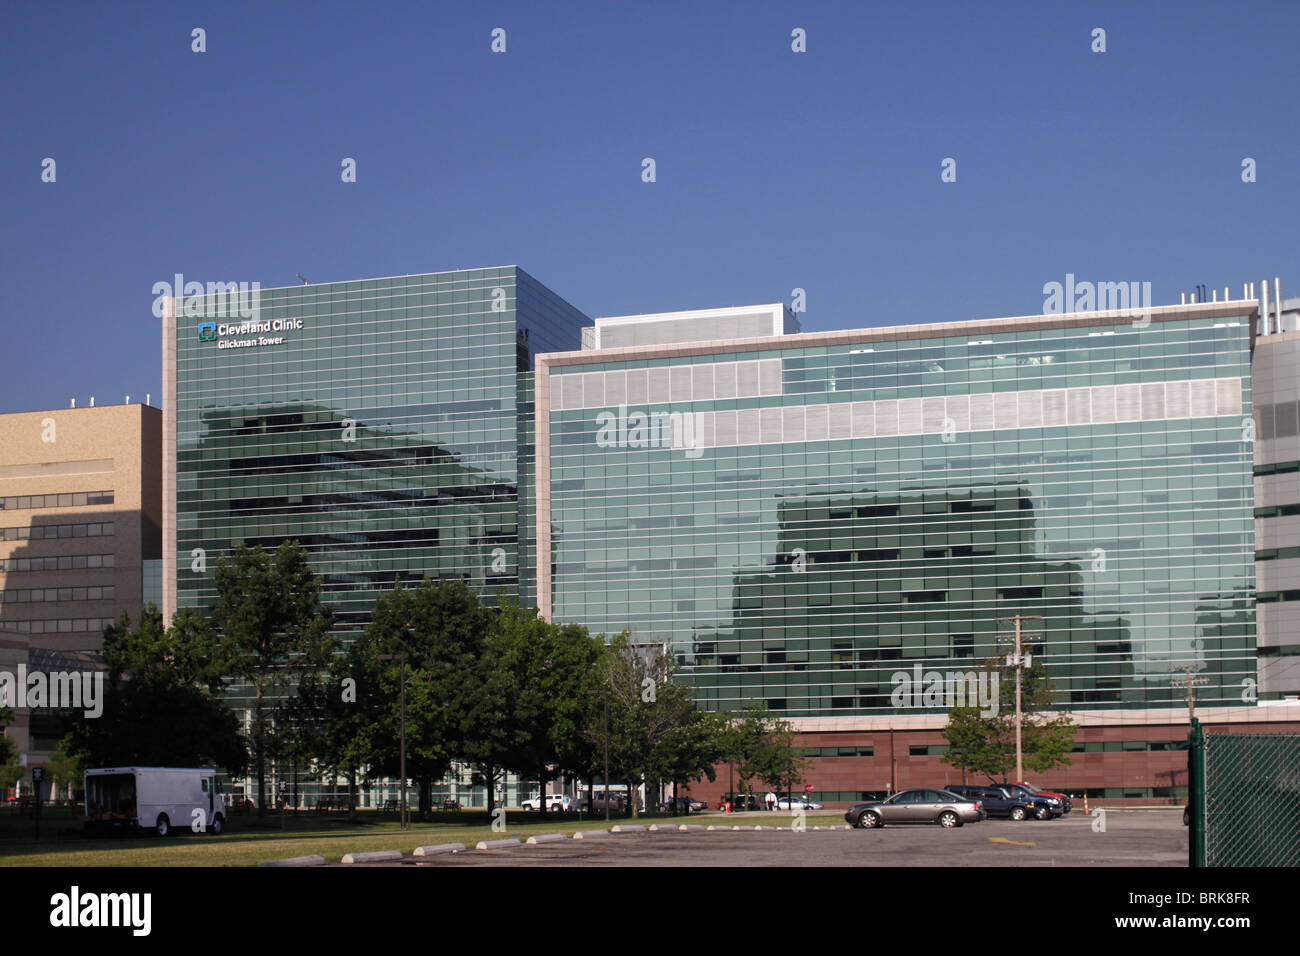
[199, 317, 304, 350]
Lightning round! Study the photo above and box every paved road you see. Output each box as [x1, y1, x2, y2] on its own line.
[356, 809, 1188, 867]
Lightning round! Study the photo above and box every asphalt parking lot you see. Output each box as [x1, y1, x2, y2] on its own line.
[351, 809, 1188, 867]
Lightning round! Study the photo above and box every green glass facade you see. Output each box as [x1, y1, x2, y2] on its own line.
[544, 313, 1257, 715]
[173, 267, 588, 632]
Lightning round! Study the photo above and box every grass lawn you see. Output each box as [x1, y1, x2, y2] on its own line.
[0, 806, 848, 867]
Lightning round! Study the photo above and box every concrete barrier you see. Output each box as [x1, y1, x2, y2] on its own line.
[525, 833, 568, 844]
[259, 854, 326, 868]
[678, 824, 708, 831]
[571, 830, 611, 840]
[706, 825, 734, 831]
[610, 824, 646, 832]
[475, 838, 522, 850]
[340, 850, 403, 864]
[413, 843, 465, 856]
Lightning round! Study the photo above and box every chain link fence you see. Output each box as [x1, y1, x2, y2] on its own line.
[1188, 719, 1300, 867]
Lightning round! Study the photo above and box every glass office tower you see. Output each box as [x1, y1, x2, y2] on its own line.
[166, 267, 588, 633]
[537, 304, 1257, 716]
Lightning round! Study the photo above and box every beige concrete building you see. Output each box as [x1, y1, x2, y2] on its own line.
[0, 403, 160, 773]
[0, 403, 161, 650]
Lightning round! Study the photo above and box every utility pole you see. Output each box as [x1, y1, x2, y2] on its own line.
[1172, 664, 1208, 723]
[998, 615, 1042, 782]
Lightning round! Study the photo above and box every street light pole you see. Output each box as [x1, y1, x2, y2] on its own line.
[602, 692, 610, 823]
[379, 650, 408, 830]
[399, 652, 407, 830]
[998, 614, 1042, 783]
[586, 687, 611, 822]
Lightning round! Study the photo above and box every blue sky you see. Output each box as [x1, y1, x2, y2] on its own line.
[1, 0, 1296, 413]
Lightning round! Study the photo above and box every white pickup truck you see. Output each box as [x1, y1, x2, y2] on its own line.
[84, 767, 227, 836]
[520, 793, 570, 811]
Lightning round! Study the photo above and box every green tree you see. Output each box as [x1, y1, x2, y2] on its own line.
[102, 604, 227, 693]
[720, 702, 775, 798]
[212, 541, 335, 817]
[0, 705, 22, 792]
[647, 708, 728, 811]
[487, 600, 604, 815]
[941, 656, 1075, 782]
[63, 610, 248, 774]
[44, 736, 84, 800]
[362, 578, 490, 817]
[592, 635, 712, 818]
[289, 634, 383, 819]
[749, 716, 813, 802]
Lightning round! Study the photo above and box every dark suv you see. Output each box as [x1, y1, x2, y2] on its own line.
[1001, 783, 1066, 817]
[946, 784, 1053, 821]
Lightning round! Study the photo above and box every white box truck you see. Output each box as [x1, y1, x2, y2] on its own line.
[84, 767, 227, 836]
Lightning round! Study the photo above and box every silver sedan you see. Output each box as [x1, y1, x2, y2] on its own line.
[844, 789, 984, 828]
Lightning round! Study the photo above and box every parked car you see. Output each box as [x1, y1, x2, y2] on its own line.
[946, 784, 1051, 820]
[844, 788, 983, 828]
[585, 792, 627, 812]
[521, 794, 569, 811]
[1002, 783, 1066, 817]
[777, 795, 824, 811]
[720, 792, 763, 811]
[1010, 781, 1072, 814]
[656, 796, 697, 814]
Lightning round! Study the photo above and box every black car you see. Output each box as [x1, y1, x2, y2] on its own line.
[945, 784, 1052, 821]
[720, 793, 764, 811]
[1000, 783, 1065, 817]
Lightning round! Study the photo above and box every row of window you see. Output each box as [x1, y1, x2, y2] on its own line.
[1256, 590, 1300, 603]
[0, 554, 116, 573]
[1255, 460, 1300, 476]
[1254, 504, 1300, 519]
[0, 491, 113, 511]
[4, 617, 115, 634]
[802, 739, 1190, 758]
[0, 522, 115, 541]
[0, 585, 115, 604]
[1256, 547, 1300, 561]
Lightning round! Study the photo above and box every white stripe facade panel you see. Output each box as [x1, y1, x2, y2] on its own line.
[604, 370, 627, 407]
[554, 364, 1242, 453]
[692, 364, 714, 402]
[805, 404, 830, 442]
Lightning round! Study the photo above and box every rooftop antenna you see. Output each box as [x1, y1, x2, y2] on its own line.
[296, 274, 309, 285]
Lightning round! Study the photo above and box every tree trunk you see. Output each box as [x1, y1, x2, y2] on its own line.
[418, 776, 432, 820]
[486, 767, 495, 814]
[586, 776, 593, 814]
[255, 682, 266, 819]
[628, 776, 637, 819]
[348, 770, 358, 822]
